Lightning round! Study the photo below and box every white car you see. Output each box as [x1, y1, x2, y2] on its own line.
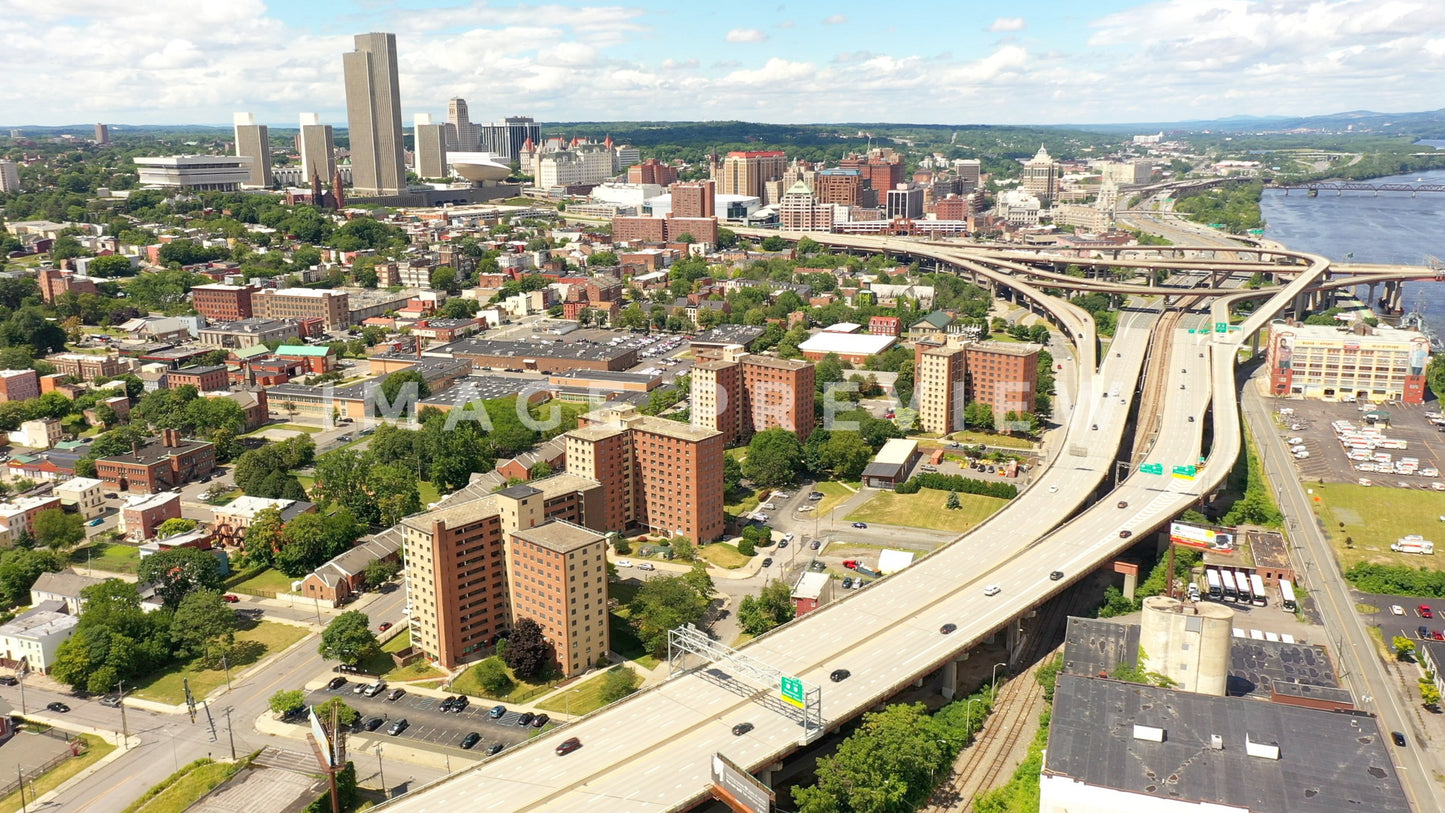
[772, 492, 790, 499]
[638, 562, 656, 571]
[1048, 485, 1059, 493]
[1391, 605, 1406, 616]
[797, 505, 815, 512]
[782, 533, 794, 543]
[760, 502, 777, 510]
[983, 584, 1001, 596]
[616, 559, 633, 568]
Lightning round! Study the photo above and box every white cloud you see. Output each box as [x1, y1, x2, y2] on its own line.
[725, 28, 768, 43]
[139, 39, 205, 70]
[988, 17, 1026, 32]
[776, 20, 795, 29]
[823, 14, 847, 25]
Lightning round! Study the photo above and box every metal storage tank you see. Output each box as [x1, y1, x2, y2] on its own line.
[1138, 594, 1233, 696]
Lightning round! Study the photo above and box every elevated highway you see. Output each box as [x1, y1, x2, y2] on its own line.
[378, 237, 1376, 813]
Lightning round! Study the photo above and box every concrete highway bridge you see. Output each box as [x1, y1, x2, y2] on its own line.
[376, 234, 1436, 812]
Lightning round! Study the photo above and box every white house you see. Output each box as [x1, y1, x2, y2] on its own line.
[0, 603, 79, 674]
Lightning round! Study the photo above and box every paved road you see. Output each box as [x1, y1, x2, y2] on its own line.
[1243, 378, 1443, 812]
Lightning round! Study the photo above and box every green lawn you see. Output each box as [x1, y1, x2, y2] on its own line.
[725, 486, 763, 517]
[131, 621, 309, 704]
[534, 668, 631, 716]
[123, 759, 243, 813]
[0, 734, 114, 813]
[935, 431, 1036, 450]
[813, 481, 855, 515]
[418, 480, 441, 505]
[70, 541, 141, 574]
[451, 657, 559, 704]
[354, 630, 447, 681]
[230, 568, 296, 597]
[1310, 482, 1445, 569]
[243, 423, 321, 436]
[607, 581, 661, 670]
[846, 488, 1008, 533]
[698, 542, 751, 569]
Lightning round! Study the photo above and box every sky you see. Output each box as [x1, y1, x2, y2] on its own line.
[5, 0, 1445, 128]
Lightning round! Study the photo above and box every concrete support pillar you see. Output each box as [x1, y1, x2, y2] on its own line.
[1006, 619, 1022, 656]
[1251, 330, 1261, 356]
[1292, 292, 1308, 319]
[940, 659, 958, 699]
[1368, 282, 1378, 310]
[757, 763, 783, 788]
[1390, 282, 1405, 313]
[1122, 568, 1139, 599]
[914, 676, 925, 689]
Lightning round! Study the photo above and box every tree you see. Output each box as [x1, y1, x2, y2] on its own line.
[156, 518, 199, 538]
[170, 589, 238, 662]
[269, 689, 306, 717]
[737, 581, 796, 635]
[313, 696, 360, 727]
[364, 558, 400, 587]
[599, 666, 641, 703]
[819, 431, 873, 480]
[378, 370, 430, 414]
[946, 491, 961, 510]
[628, 576, 710, 657]
[1393, 636, 1417, 660]
[1422, 682, 1441, 709]
[502, 617, 556, 680]
[737, 536, 756, 557]
[86, 254, 135, 278]
[138, 547, 224, 610]
[964, 401, 995, 430]
[473, 658, 515, 696]
[319, 610, 380, 666]
[237, 506, 284, 570]
[0, 546, 64, 607]
[431, 266, 459, 294]
[587, 251, 619, 267]
[33, 508, 85, 549]
[743, 428, 804, 488]
[793, 703, 945, 813]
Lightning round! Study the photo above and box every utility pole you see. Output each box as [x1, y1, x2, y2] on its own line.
[17, 764, 26, 813]
[375, 744, 387, 800]
[224, 707, 236, 760]
[314, 596, 323, 626]
[117, 680, 129, 750]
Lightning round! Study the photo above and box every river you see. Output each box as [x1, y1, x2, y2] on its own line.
[1259, 166, 1445, 326]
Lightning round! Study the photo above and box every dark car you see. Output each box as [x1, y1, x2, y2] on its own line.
[852, 522, 867, 529]
[517, 712, 535, 726]
[386, 718, 409, 736]
[0, 676, 16, 686]
[387, 688, 406, 701]
[1392, 731, 1408, 747]
[363, 717, 384, 731]
[532, 713, 550, 728]
[1117, 501, 1128, 509]
[1050, 570, 1065, 581]
[555, 737, 582, 756]
[327, 676, 348, 691]
[810, 540, 821, 550]
[777, 540, 788, 549]
[439, 696, 457, 712]
[940, 623, 957, 635]
[732, 722, 754, 736]
[829, 669, 851, 682]
[1419, 625, 1431, 639]
[1119, 530, 1133, 539]
[761, 557, 773, 567]
[46, 702, 70, 713]
[451, 695, 470, 713]
[460, 732, 482, 749]
[486, 742, 505, 756]
[488, 705, 507, 719]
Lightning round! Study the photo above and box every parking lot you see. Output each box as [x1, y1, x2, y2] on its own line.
[1268, 397, 1445, 488]
[1361, 592, 1445, 645]
[307, 682, 549, 754]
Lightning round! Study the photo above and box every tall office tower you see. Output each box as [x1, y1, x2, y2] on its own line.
[914, 341, 967, 434]
[444, 98, 481, 152]
[342, 32, 406, 196]
[297, 113, 336, 186]
[954, 158, 982, 191]
[885, 184, 924, 219]
[1022, 145, 1059, 203]
[719, 150, 787, 200]
[413, 114, 448, 179]
[481, 116, 541, 165]
[94, 124, 110, 145]
[669, 180, 715, 218]
[232, 113, 273, 188]
[0, 160, 19, 193]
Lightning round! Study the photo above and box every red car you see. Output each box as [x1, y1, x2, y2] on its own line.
[1434, 630, 1444, 642]
[379, 622, 393, 632]
[222, 594, 240, 603]
[1420, 605, 1434, 619]
[555, 737, 582, 756]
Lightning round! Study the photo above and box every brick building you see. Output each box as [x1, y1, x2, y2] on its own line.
[691, 346, 815, 444]
[48, 353, 131, 381]
[627, 158, 677, 186]
[965, 341, 1040, 419]
[95, 429, 216, 494]
[0, 370, 39, 403]
[914, 342, 967, 434]
[869, 315, 901, 337]
[508, 521, 610, 676]
[191, 284, 255, 321]
[119, 492, 182, 541]
[38, 267, 101, 303]
[670, 180, 716, 219]
[165, 365, 228, 392]
[253, 288, 350, 330]
[611, 216, 667, 245]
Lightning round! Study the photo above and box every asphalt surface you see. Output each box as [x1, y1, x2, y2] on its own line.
[306, 683, 549, 753]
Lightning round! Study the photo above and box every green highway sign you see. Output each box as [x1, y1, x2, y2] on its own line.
[1172, 465, 1197, 479]
[781, 675, 804, 709]
[1140, 463, 1164, 475]
[1215, 322, 1228, 334]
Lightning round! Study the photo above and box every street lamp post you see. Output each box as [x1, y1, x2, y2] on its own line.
[965, 697, 981, 742]
[991, 662, 1007, 695]
[375, 744, 387, 800]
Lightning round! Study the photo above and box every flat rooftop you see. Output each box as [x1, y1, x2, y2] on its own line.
[549, 370, 658, 383]
[1046, 673, 1410, 813]
[511, 519, 605, 554]
[99, 436, 211, 467]
[798, 331, 896, 356]
[967, 340, 1042, 357]
[1229, 636, 1340, 698]
[691, 324, 766, 347]
[432, 337, 635, 363]
[1062, 616, 1140, 678]
[419, 376, 537, 408]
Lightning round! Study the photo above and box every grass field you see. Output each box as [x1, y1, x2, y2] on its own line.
[724, 486, 763, 517]
[70, 540, 140, 574]
[607, 581, 661, 670]
[353, 631, 447, 681]
[230, 568, 296, 597]
[243, 423, 321, 436]
[122, 759, 243, 813]
[534, 667, 636, 717]
[845, 488, 1008, 533]
[0, 734, 114, 813]
[132, 621, 308, 704]
[451, 657, 559, 704]
[1310, 482, 1445, 569]
[813, 481, 855, 515]
[697, 542, 751, 569]
[933, 431, 1036, 450]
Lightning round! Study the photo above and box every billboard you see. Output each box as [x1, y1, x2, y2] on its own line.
[1169, 521, 1235, 553]
[309, 706, 336, 767]
[711, 752, 774, 813]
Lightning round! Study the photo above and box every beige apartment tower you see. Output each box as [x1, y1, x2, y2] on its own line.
[343, 32, 406, 196]
[232, 113, 273, 187]
[915, 342, 967, 434]
[508, 521, 610, 676]
[298, 113, 336, 185]
[413, 113, 448, 180]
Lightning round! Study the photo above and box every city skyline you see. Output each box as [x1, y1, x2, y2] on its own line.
[5, 0, 1445, 127]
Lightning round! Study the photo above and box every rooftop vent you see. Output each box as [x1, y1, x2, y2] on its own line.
[1210, 734, 1224, 750]
[1245, 734, 1280, 760]
[1132, 724, 1165, 743]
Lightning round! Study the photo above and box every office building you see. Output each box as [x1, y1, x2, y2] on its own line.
[133, 156, 253, 191]
[997, 188, 1042, 226]
[565, 404, 725, 543]
[232, 112, 273, 187]
[1098, 159, 1153, 186]
[718, 150, 787, 201]
[508, 520, 610, 676]
[814, 168, 863, 206]
[95, 429, 216, 494]
[343, 32, 406, 196]
[94, 123, 110, 144]
[47, 353, 131, 380]
[481, 116, 541, 165]
[953, 158, 982, 190]
[1022, 144, 1059, 203]
[914, 342, 967, 434]
[0, 160, 19, 193]
[445, 98, 481, 152]
[628, 158, 677, 186]
[253, 288, 350, 329]
[297, 113, 336, 184]
[1267, 323, 1431, 404]
[885, 184, 924, 220]
[401, 474, 605, 669]
[965, 341, 1040, 419]
[669, 180, 715, 219]
[413, 113, 448, 179]
[198, 318, 299, 349]
[779, 181, 834, 231]
[691, 346, 815, 444]
[191, 283, 254, 322]
[534, 142, 614, 188]
[0, 370, 39, 403]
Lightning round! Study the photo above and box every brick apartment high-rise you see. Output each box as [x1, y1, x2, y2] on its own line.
[691, 346, 815, 445]
[565, 404, 725, 543]
[670, 180, 715, 219]
[965, 341, 1040, 419]
[628, 158, 678, 186]
[192, 284, 254, 322]
[507, 521, 610, 676]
